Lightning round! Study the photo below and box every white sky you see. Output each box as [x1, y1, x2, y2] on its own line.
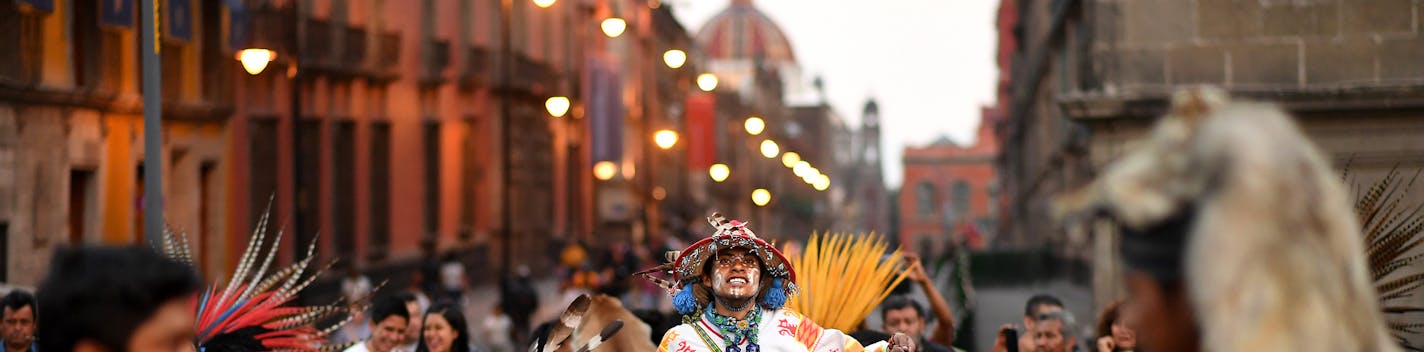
[666, 0, 1000, 189]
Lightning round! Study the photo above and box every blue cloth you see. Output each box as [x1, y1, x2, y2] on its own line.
[0, 339, 37, 352]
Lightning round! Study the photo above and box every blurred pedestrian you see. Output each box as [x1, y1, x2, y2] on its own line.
[405, 270, 433, 313]
[421, 240, 443, 298]
[416, 303, 473, 352]
[479, 305, 513, 352]
[1094, 301, 1136, 352]
[37, 246, 201, 352]
[1057, 87, 1398, 352]
[344, 295, 411, 352]
[396, 293, 424, 352]
[499, 265, 537, 347]
[1, 289, 38, 352]
[343, 262, 374, 305]
[440, 251, 468, 304]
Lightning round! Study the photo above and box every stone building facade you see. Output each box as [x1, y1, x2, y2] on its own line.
[998, 0, 1424, 310]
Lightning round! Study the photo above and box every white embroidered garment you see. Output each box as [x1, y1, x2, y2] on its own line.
[658, 308, 892, 352]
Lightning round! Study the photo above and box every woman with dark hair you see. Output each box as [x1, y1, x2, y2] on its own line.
[417, 302, 473, 352]
[1094, 301, 1137, 352]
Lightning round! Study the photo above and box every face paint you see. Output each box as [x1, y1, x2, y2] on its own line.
[710, 249, 762, 302]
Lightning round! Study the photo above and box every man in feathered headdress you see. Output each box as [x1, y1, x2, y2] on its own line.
[1057, 87, 1398, 352]
[638, 213, 914, 352]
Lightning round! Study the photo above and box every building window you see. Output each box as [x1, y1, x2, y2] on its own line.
[952, 180, 971, 218]
[916, 182, 936, 216]
[369, 121, 392, 259]
[332, 121, 356, 257]
[423, 121, 442, 240]
[249, 119, 280, 233]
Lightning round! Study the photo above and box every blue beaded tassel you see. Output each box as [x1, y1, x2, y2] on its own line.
[746, 343, 760, 352]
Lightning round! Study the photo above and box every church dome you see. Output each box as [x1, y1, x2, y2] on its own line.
[695, 0, 797, 64]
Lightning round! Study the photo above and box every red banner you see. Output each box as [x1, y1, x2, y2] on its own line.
[685, 92, 717, 170]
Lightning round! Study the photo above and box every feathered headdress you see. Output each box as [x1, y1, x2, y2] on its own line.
[162, 209, 366, 352]
[1056, 87, 1399, 352]
[634, 212, 796, 316]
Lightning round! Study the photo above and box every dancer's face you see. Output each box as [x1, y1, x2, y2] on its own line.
[705, 248, 763, 304]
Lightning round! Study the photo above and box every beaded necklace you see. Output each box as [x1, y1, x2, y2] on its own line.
[703, 303, 762, 352]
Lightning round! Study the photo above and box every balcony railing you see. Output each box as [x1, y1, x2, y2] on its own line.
[342, 26, 367, 69]
[376, 31, 401, 77]
[421, 39, 450, 84]
[301, 18, 333, 67]
[459, 46, 492, 89]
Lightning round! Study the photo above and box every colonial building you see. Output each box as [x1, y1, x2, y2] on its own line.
[0, 0, 694, 286]
[997, 0, 1424, 311]
[899, 111, 999, 257]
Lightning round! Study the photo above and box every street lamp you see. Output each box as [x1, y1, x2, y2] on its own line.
[781, 152, 800, 168]
[752, 188, 771, 207]
[601, 18, 627, 38]
[545, 96, 570, 118]
[654, 129, 679, 150]
[697, 73, 718, 91]
[759, 139, 779, 159]
[594, 161, 618, 181]
[533, 0, 556, 8]
[237, 48, 276, 75]
[663, 49, 687, 69]
[744, 116, 765, 135]
[793, 161, 812, 177]
[709, 164, 730, 183]
[814, 175, 830, 191]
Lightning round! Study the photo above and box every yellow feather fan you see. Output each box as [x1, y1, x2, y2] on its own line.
[785, 231, 911, 331]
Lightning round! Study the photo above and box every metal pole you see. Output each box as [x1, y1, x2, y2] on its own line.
[140, 0, 163, 246]
[292, 0, 306, 260]
[499, 0, 513, 274]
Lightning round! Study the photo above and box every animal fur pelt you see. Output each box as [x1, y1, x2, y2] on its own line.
[1057, 87, 1399, 352]
[531, 294, 655, 352]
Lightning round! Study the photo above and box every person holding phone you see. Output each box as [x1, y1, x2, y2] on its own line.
[1094, 301, 1136, 352]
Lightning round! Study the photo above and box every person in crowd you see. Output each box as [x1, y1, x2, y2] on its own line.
[345, 296, 412, 352]
[395, 293, 423, 352]
[421, 240, 443, 298]
[405, 270, 433, 316]
[499, 265, 537, 347]
[0, 290, 37, 352]
[416, 302, 472, 352]
[36, 246, 201, 352]
[479, 304, 513, 352]
[439, 251, 468, 304]
[904, 255, 958, 348]
[992, 294, 1065, 352]
[343, 262, 374, 306]
[1057, 87, 1398, 351]
[880, 296, 954, 352]
[1094, 301, 1137, 352]
[1029, 311, 1077, 352]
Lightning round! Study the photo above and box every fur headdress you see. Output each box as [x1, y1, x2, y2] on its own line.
[1057, 87, 1398, 352]
[635, 213, 797, 316]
